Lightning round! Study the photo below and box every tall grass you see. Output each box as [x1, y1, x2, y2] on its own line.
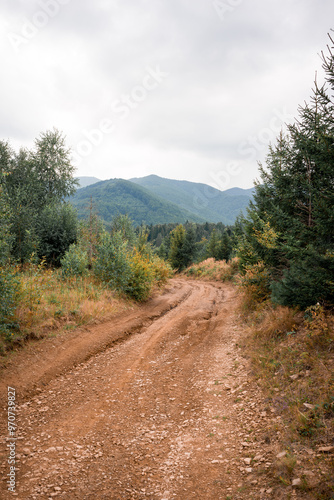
[0, 263, 130, 355]
[184, 257, 239, 282]
[238, 279, 334, 494]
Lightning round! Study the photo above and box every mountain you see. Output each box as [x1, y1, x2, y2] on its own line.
[70, 178, 206, 226]
[76, 176, 101, 188]
[130, 175, 254, 224]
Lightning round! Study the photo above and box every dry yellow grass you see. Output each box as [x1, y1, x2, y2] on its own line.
[9, 266, 132, 348]
[184, 257, 239, 282]
[239, 296, 334, 494]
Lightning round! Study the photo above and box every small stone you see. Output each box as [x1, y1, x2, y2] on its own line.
[289, 374, 299, 380]
[292, 478, 301, 487]
[245, 467, 253, 473]
[244, 458, 252, 465]
[276, 451, 286, 459]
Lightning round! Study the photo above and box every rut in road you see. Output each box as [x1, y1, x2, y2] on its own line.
[1, 279, 281, 499]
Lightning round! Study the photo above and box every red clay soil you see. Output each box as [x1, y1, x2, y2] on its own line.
[0, 279, 306, 499]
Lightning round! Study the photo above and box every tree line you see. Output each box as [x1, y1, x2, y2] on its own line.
[141, 221, 234, 270]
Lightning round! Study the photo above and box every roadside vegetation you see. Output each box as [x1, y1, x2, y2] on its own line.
[0, 130, 172, 354]
[182, 35, 334, 496]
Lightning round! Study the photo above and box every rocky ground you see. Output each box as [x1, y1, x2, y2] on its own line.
[0, 279, 320, 499]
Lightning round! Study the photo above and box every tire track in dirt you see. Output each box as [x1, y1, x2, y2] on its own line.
[0, 280, 192, 403]
[1, 279, 292, 499]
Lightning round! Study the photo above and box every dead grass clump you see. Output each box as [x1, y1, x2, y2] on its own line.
[4, 266, 131, 353]
[274, 452, 298, 486]
[304, 303, 333, 351]
[252, 305, 302, 340]
[240, 300, 334, 494]
[185, 257, 239, 282]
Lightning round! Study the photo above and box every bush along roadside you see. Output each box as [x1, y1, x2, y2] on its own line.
[0, 220, 172, 355]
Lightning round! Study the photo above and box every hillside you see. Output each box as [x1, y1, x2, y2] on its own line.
[76, 176, 101, 188]
[130, 175, 254, 224]
[70, 178, 206, 225]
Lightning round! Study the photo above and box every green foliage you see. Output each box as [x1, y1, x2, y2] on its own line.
[0, 129, 78, 263]
[36, 203, 78, 266]
[71, 178, 205, 226]
[31, 129, 78, 207]
[61, 244, 88, 278]
[169, 224, 187, 270]
[271, 251, 334, 309]
[182, 224, 197, 267]
[125, 250, 154, 301]
[77, 198, 103, 267]
[206, 228, 220, 260]
[150, 254, 173, 285]
[111, 214, 136, 246]
[131, 174, 254, 225]
[0, 174, 13, 266]
[0, 267, 20, 349]
[92, 215, 172, 301]
[237, 34, 334, 308]
[93, 231, 132, 293]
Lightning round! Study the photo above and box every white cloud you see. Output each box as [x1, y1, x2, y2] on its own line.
[1, 0, 333, 188]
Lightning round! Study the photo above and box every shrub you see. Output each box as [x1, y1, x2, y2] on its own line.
[271, 254, 334, 309]
[238, 260, 271, 303]
[36, 202, 78, 266]
[304, 303, 333, 350]
[0, 267, 20, 350]
[93, 231, 132, 293]
[125, 250, 154, 302]
[61, 244, 88, 278]
[149, 255, 173, 286]
[252, 305, 301, 339]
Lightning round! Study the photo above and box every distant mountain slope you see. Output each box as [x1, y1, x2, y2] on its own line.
[76, 176, 101, 188]
[71, 178, 206, 225]
[130, 175, 254, 224]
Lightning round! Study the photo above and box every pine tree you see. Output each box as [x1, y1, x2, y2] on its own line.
[239, 33, 334, 307]
[169, 224, 186, 271]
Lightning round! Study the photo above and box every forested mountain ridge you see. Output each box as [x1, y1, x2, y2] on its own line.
[72, 175, 254, 225]
[70, 178, 207, 226]
[130, 175, 254, 224]
[77, 176, 101, 188]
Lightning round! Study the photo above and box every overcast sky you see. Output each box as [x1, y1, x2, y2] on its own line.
[1, 0, 333, 190]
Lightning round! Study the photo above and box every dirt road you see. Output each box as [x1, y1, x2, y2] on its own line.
[1, 279, 286, 499]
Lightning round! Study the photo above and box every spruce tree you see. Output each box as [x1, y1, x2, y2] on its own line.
[239, 33, 334, 308]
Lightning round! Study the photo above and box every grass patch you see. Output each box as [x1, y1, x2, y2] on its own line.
[239, 293, 334, 494]
[0, 264, 134, 355]
[184, 257, 239, 282]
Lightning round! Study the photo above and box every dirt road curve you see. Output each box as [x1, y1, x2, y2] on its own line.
[1, 279, 285, 499]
